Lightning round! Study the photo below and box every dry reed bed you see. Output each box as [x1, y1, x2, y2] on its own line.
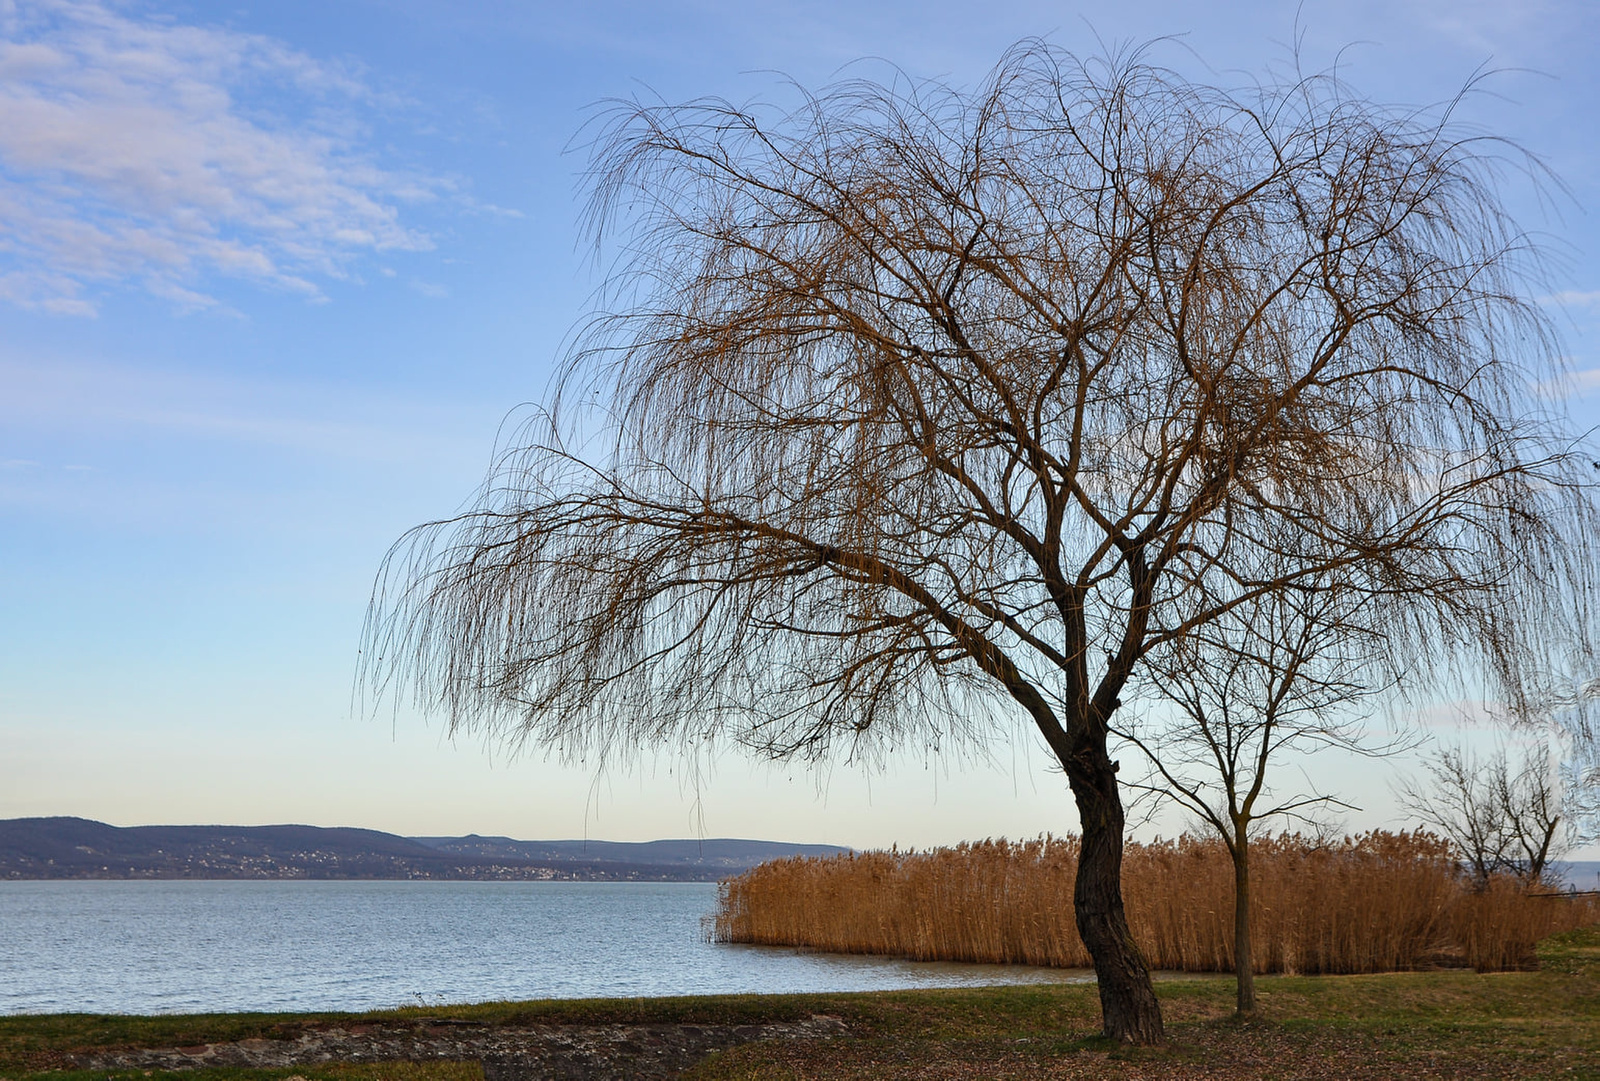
[712, 832, 1598, 973]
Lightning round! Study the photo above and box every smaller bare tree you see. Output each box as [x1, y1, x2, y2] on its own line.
[1399, 741, 1570, 888]
[1119, 581, 1394, 1017]
[1515, 666, 1600, 857]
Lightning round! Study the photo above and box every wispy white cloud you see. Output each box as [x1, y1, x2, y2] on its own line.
[1407, 698, 1509, 731]
[1563, 369, 1600, 397]
[1543, 290, 1600, 310]
[0, 352, 489, 466]
[0, 0, 436, 315]
[1534, 365, 1600, 400]
[1408, 0, 1564, 57]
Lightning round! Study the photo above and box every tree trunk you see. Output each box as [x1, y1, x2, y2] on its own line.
[1232, 835, 1256, 1017]
[1064, 734, 1165, 1045]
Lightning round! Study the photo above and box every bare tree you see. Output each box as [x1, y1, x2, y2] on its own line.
[1560, 682, 1600, 852]
[1516, 665, 1600, 852]
[1400, 741, 1571, 888]
[1119, 577, 1393, 1016]
[364, 44, 1595, 1043]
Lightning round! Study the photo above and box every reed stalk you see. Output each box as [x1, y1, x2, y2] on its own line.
[712, 832, 1597, 973]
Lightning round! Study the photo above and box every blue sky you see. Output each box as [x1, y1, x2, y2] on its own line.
[3, 0, 1598, 850]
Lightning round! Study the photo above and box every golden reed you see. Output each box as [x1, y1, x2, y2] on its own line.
[713, 832, 1597, 973]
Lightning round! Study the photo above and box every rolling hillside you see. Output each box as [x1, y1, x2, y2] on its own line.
[0, 817, 848, 881]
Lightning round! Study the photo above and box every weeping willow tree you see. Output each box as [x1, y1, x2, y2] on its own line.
[363, 43, 1596, 1043]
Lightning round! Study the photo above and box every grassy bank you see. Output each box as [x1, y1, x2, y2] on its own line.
[715, 832, 1600, 973]
[2, 925, 1597, 1080]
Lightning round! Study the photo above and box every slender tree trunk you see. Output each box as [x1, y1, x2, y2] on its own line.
[1063, 732, 1165, 1045]
[1232, 834, 1256, 1017]
[1526, 818, 1558, 886]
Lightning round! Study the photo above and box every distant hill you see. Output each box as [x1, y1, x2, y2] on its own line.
[0, 817, 849, 881]
[409, 834, 848, 870]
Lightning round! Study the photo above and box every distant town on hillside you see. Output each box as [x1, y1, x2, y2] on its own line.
[0, 817, 850, 882]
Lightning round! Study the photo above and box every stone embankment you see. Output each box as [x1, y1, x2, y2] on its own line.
[69, 1015, 852, 1080]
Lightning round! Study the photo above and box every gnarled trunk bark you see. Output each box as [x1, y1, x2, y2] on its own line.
[1064, 732, 1164, 1045]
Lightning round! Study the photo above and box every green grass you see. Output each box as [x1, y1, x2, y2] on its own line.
[5, 925, 1597, 1080]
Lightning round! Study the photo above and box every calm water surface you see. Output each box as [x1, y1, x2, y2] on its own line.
[0, 880, 1091, 1014]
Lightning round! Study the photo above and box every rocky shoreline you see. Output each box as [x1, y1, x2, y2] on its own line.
[68, 1015, 852, 1080]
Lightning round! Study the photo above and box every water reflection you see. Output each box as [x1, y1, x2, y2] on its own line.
[715, 940, 1096, 990]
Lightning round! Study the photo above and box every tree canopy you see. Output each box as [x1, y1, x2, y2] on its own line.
[364, 43, 1597, 1043]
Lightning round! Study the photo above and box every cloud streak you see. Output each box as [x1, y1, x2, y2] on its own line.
[1533, 364, 1600, 400]
[0, 352, 489, 466]
[1557, 368, 1600, 397]
[1544, 290, 1600, 310]
[0, 0, 434, 314]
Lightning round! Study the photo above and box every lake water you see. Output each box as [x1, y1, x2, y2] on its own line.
[0, 880, 1091, 1015]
